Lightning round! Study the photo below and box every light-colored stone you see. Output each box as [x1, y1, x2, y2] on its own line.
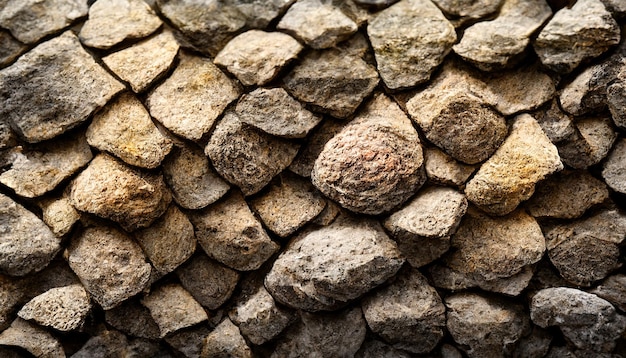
[18, 284, 91, 331]
[557, 116, 617, 169]
[429, 263, 535, 296]
[533, 99, 576, 143]
[423, 147, 476, 186]
[176, 254, 240, 310]
[432, 0, 504, 26]
[602, 138, 626, 194]
[38, 195, 80, 237]
[289, 120, 344, 178]
[166, 325, 211, 358]
[201, 318, 252, 358]
[104, 299, 161, 340]
[591, 274, 626, 312]
[0, 318, 64, 357]
[0, 30, 26, 67]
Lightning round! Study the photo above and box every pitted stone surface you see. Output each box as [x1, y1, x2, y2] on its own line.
[17, 284, 91, 331]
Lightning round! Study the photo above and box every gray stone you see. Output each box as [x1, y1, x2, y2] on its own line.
[189, 191, 279, 271]
[429, 263, 535, 296]
[0, 30, 26, 68]
[533, 99, 576, 143]
[0, 118, 17, 150]
[601, 0, 626, 17]
[277, 0, 357, 49]
[423, 147, 476, 187]
[265, 215, 404, 311]
[440, 344, 464, 358]
[465, 114, 563, 215]
[0, 134, 92, 198]
[534, 0, 620, 73]
[215, 30, 302, 86]
[38, 195, 80, 237]
[71, 328, 129, 358]
[176, 254, 239, 310]
[367, 0, 456, 89]
[591, 274, 626, 312]
[228, 0, 295, 28]
[0, 31, 124, 142]
[0, 0, 88, 44]
[0, 318, 64, 357]
[17, 259, 81, 302]
[432, 0, 504, 26]
[147, 52, 241, 141]
[603, 138, 626, 194]
[557, 116, 617, 169]
[608, 72, 626, 129]
[102, 30, 179, 93]
[165, 325, 211, 358]
[105, 299, 161, 340]
[65, 225, 152, 310]
[512, 327, 553, 358]
[0, 193, 60, 276]
[312, 94, 425, 215]
[289, 120, 344, 178]
[205, 111, 300, 196]
[0, 274, 25, 331]
[201, 318, 252, 358]
[17, 284, 90, 331]
[355, 339, 412, 358]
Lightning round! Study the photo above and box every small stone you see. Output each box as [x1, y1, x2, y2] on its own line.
[312, 94, 425, 215]
[265, 215, 404, 311]
[465, 114, 563, 215]
[102, 30, 179, 93]
[176, 254, 239, 310]
[0, 31, 124, 142]
[71, 328, 129, 358]
[0, 0, 88, 44]
[311, 199, 341, 226]
[432, 0, 504, 26]
[105, 299, 161, 340]
[250, 173, 326, 237]
[277, 0, 357, 49]
[215, 30, 302, 86]
[147, 52, 241, 141]
[557, 116, 617, 169]
[18, 259, 81, 301]
[165, 325, 211, 358]
[65, 225, 152, 310]
[533, 99, 576, 143]
[0, 318, 64, 358]
[355, 339, 412, 358]
[205, 111, 300, 196]
[362, 269, 446, 354]
[189, 191, 279, 271]
[446, 293, 529, 358]
[423, 147, 476, 187]
[367, 0, 456, 89]
[0, 30, 26, 67]
[228, 0, 295, 29]
[0, 193, 60, 276]
[38, 195, 80, 237]
[603, 138, 626, 194]
[534, 0, 621, 73]
[429, 263, 535, 296]
[201, 318, 252, 358]
[235, 87, 322, 139]
[134, 205, 196, 275]
[512, 326, 553, 358]
[0, 134, 92, 198]
[289, 120, 345, 177]
[283, 48, 379, 118]
[17, 284, 90, 331]
[0, 119, 17, 150]
[591, 274, 626, 312]
[608, 73, 626, 129]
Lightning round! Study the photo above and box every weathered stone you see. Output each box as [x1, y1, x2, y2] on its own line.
[533, 99, 576, 143]
[176, 254, 239, 310]
[453, 0, 551, 71]
[265, 215, 404, 311]
[0, 119, 17, 150]
[557, 116, 617, 169]
[312, 94, 425, 215]
[166, 325, 211, 358]
[201, 318, 252, 358]
[534, 0, 621, 73]
[289, 120, 344, 178]
[103, 30, 179, 93]
[432, 0, 504, 26]
[0, 135, 92, 198]
[17, 284, 90, 331]
[355, 339, 412, 358]
[71, 328, 130, 358]
[0, 318, 64, 357]
[0, 0, 88, 44]
[446, 293, 529, 358]
[311, 199, 341, 226]
[601, 0, 626, 17]
[608, 73, 626, 129]
[0, 274, 25, 331]
[0, 30, 26, 68]
[38, 195, 80, 237]
[465, 114, 563, 215]
[591, 274, 626, 312]
[215, 30, 302, 86]
[206, 111, 299, 196]
[65, 225, 152, 310]
[17, 259, 81, 302]
[0, 193, 60, 276]
[147, 52, 241, 141]
[105, 299, 161, 340]
[429, 263, 535, 296]
[603, 138, 626, 194]
[512, 327, 553, 358]
[228, 0, 295, 28]
[0, 32, 124, 142]
[423, 147, 476, 187]
[440, 344, 464, 358]
[189, 191, 279, 271]
[362, 269, 446, 354]
[283, 48, 379, 118]
[367, 0, 455, 89]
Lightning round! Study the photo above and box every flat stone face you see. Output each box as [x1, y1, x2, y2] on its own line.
[18, 284, 91, 331]
[533, 99, 576, 143]
[602, 138, 626, 194]
[146, 52, 241, 141]
[202, 318, 252, 358]
[591, 274, 626, 312]
[423, 147, 476, 187]
[289, 120, 345, 178]
[557, 116, 617, 169]
[38, 195, 81, 237]
[608, 73, 626, 129]
[0, 318, 65, 358]
[429, 263, 535, 297]
[176, 254, 240, 310]
[0, 30, 26, 67]
[104, 299, 160, 340]
[367, 0, 456, 89]
[432, 0, 504, 26]
[0, 31, 124, 143]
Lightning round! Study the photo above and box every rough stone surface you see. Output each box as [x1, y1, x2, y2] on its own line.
[355, 339, 413, 358]
[601, 0, 626, 16]
[201, 318, 252, 358]
[608, 73, 626, 129]
[38, 195, 80, 237]
[0, 275, 27, 331]
[429, 263, 535, 296]
[0, 31, 124, 143]
[166, 325, 211, 358]
[0, 30, 26, 67]
[557, 116, 617, 169]
[533, 99, 576, 143]
[602, 138, 626, 194]
[432, 0, 504, 26]
[312, 94, 425, 215]
[512, 327, 553, 358]
[367, 0, 456, 89]
[0, 318, 64, 357]
[176, 254, 239, 310]
[591, 274, 626, 312]
[104, 299, 161, 340]
[146, 52, 241, 141]
[17, 284, 90, 331]
[289, 120, 344, 178]
[465, 114, 563, 215]
[423, 147, 476, 187]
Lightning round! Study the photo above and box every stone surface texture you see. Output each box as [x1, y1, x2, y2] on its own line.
[17, 284, 90, 331]
[602, 138, 626, 194]
[201, 318, 252, 358]
[176, 254, 240, 310]
[0, 318, 64, 357]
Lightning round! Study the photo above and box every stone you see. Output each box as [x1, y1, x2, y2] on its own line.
[0, 318, 64, 357]
[176, 254, 239, 310]
[0, 193, 60, 276]
[17, 284, 90, 331]
[265, 215, 404, 311]
[103, 30, 179, 93]
[465, 114, 563, 215]
[249, 173, 326, 237]
[362, 269, 446, 354]
[228, 0, 295, 29]
[146, 52, 241, 141]
[311, 199, 341, 226]
[512, 327, 553, 358]
[533, 99, 576, 143]
[277, 0, 357, 49]
[0, 32, 124, 143]
[201, 318, 252, 358]
[446, 293, 529, 358]
[423, 147, 476, 187]
[355, 339, 412, 358]
[531, 287, 626, 352]
[0, 30, 26, 67]
[70, 154, 172, 231]
[283, 48, 379, 119]
[38, 195, 80, 237]
[354, 0, 400, 8]
[272, 307, 366, 358]
[429, 263, 535, 296]
[608, 73, 626, 129]
[71, 328, 129, 358]
[189, 191, 279, 271]
[105, 299, 161, 340]
[312, 94, 425, 215]
[453, 0, 551, 71]
[205, 111, 300, 196]
[134, 205, 196, 275]
[79, 0, 162, 49]
[534, 0, 621, 73]
[601, 0, 626, 17]
[0, 274, 25, 331]
[166, 325, 211, 358]
[591, 274, 626, 312]
[432, 0, 504, 26]
[603, 138, 626, 194]
[162, 140, 230, 210]
[0, 134, 92, 198]
[0, 0, 88, 44]
[289, 120, 344, 178]
[557, 116, 617, 169]
[0, 119, 17, 150]
[214, 30, 302, 86]
[235, 87, 322, 139]
[17, 259, 81, 301]
[65, 225, 152, 310]
[141, 283, 208, 337]
[367, 0, 456, 89]
[526, 170, 609, 219]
